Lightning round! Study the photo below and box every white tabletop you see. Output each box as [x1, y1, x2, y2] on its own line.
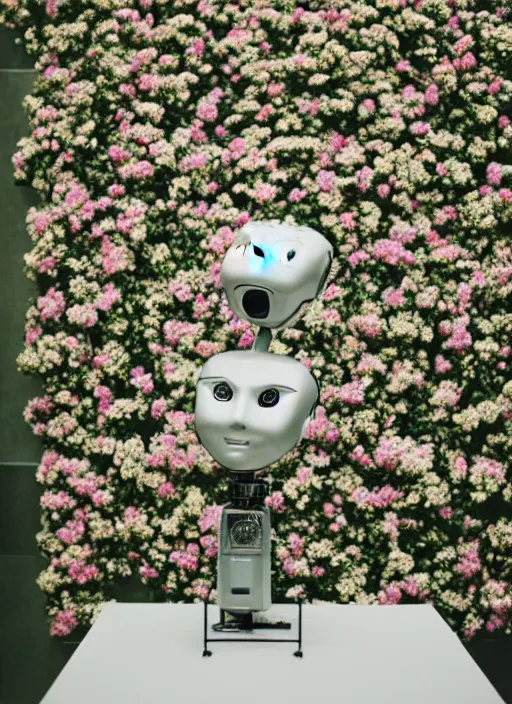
[40, 603, 505, 704]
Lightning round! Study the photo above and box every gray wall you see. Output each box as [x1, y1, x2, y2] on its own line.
[0, 30, 150, 703]
[0, 27, 76, 704]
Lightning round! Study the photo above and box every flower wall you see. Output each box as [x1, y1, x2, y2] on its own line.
[1, 0, 511, 640]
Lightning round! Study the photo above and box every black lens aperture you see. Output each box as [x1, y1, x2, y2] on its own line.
[242, 289, 269, 319]
[258, 388, 279, 407]
[213, 382, 233, 401]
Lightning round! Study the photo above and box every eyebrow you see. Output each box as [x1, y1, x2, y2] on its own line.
[198, 376, 297, 392]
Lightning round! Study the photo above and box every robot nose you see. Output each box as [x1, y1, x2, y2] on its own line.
[230, 421, 246, 430]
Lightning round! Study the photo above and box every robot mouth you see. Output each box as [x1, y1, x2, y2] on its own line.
[225, 438, 250, 446]
[242, 289, 270, 319]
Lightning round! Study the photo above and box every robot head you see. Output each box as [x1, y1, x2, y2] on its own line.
[220, 221, 333, 330]
[194, 350, 319, 472]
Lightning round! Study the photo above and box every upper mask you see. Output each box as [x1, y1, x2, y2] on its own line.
[194, 350, 319, 472]
[220, 221, 333, 330]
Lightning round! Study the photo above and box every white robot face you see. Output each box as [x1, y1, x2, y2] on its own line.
[220, 221, 333, 330]
[194, 351, 319, 472]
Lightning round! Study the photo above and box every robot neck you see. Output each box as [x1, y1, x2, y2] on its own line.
[227, 470, 269, 508]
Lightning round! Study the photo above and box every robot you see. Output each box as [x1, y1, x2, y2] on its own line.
[194, 220, 333, 644]
[220, 220, 333, 331]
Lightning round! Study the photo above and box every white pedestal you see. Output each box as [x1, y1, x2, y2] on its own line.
[40, 603, 505, 704]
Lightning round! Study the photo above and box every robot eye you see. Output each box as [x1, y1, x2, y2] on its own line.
[252, 245, 265, 258]
[258, 388, 280, 407]
[213, 382, 233, 402]
[276, 241, 300, 263]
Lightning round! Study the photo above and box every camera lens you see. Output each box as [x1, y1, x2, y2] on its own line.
[258, 388, 279, 407]
[242, 290, 269, 319]
[230, 518, 262, 547]
[213, 382, 233, 401]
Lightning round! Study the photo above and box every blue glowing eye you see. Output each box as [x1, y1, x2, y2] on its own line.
[253, 245, 264, 257]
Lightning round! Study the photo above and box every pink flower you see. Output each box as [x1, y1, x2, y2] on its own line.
[454, 543, 481, 579]
[265, 491, 285, 512]
[197, 103, 218, 122]
[453, 52, 477, 71]
[50, 610, 78, 637]
[288, 533, 305, 557]
[470, 457, 506, 484]
[157, 481, 175, 500]
[68, 560, 99, 584]
[255, 104, 274, 122]
[453, 35, 474, 56]
[56, 520, 86, 545]
[453, 456, 468, 479]
[330, 131, 348, 152]
[199, 534, 218, 558]
[373, 239, 415, 266]
[395, 60, 412, 72]
[108, 145, 131, 163]
[378, 584, 402, 604]
[439, 507, 453, 519]
[130, 366, 154, 394]
[410, 121, 430, 135]
[486, 162, 502, 186]
[45, 0, 57, 17]
[383, 287, 406, 307]
[33, 211, 52, 235]
[96, 283, 121, 312]
[288, 188, 308, 202]
[151, 398, 167, 419]
[199, 505, 223, 533]
[101, 237, 129, 274]
[377, 184, 391, 198]
[25, 326, 42, 345]
[338, 379, 365, 405]
[361, 98, 376, 112]
[374, 437, 399, 471]
[444, 318, 472, 352]
[37, 287, 66, 321]
[425, 84, 439, 105]
[297, 466, 312, 484]
[66, 303, 98, 329]
[253, 183, 277, 203]
[435, 355, 452, 374]
[140, 564, 159, 579]
[350, 446, 374, 467]
[316, 169, 336, 192]
[340, 211, 357, 230]
[357, 166, 374, 192]
[185, 38, 205, 57]
[347, 250, 369, 267]
[267, 82, 284, 97]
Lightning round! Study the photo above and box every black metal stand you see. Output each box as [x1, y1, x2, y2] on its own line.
[202, 601, 303, 657]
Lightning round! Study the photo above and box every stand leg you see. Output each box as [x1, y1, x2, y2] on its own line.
[294, 601, 303, 658]
[202, 601, 212, 657]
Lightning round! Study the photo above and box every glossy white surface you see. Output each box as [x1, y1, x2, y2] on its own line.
[40, 603, 505, 704]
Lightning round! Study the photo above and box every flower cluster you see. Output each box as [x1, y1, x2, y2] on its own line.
[1, 0, 511, 641]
